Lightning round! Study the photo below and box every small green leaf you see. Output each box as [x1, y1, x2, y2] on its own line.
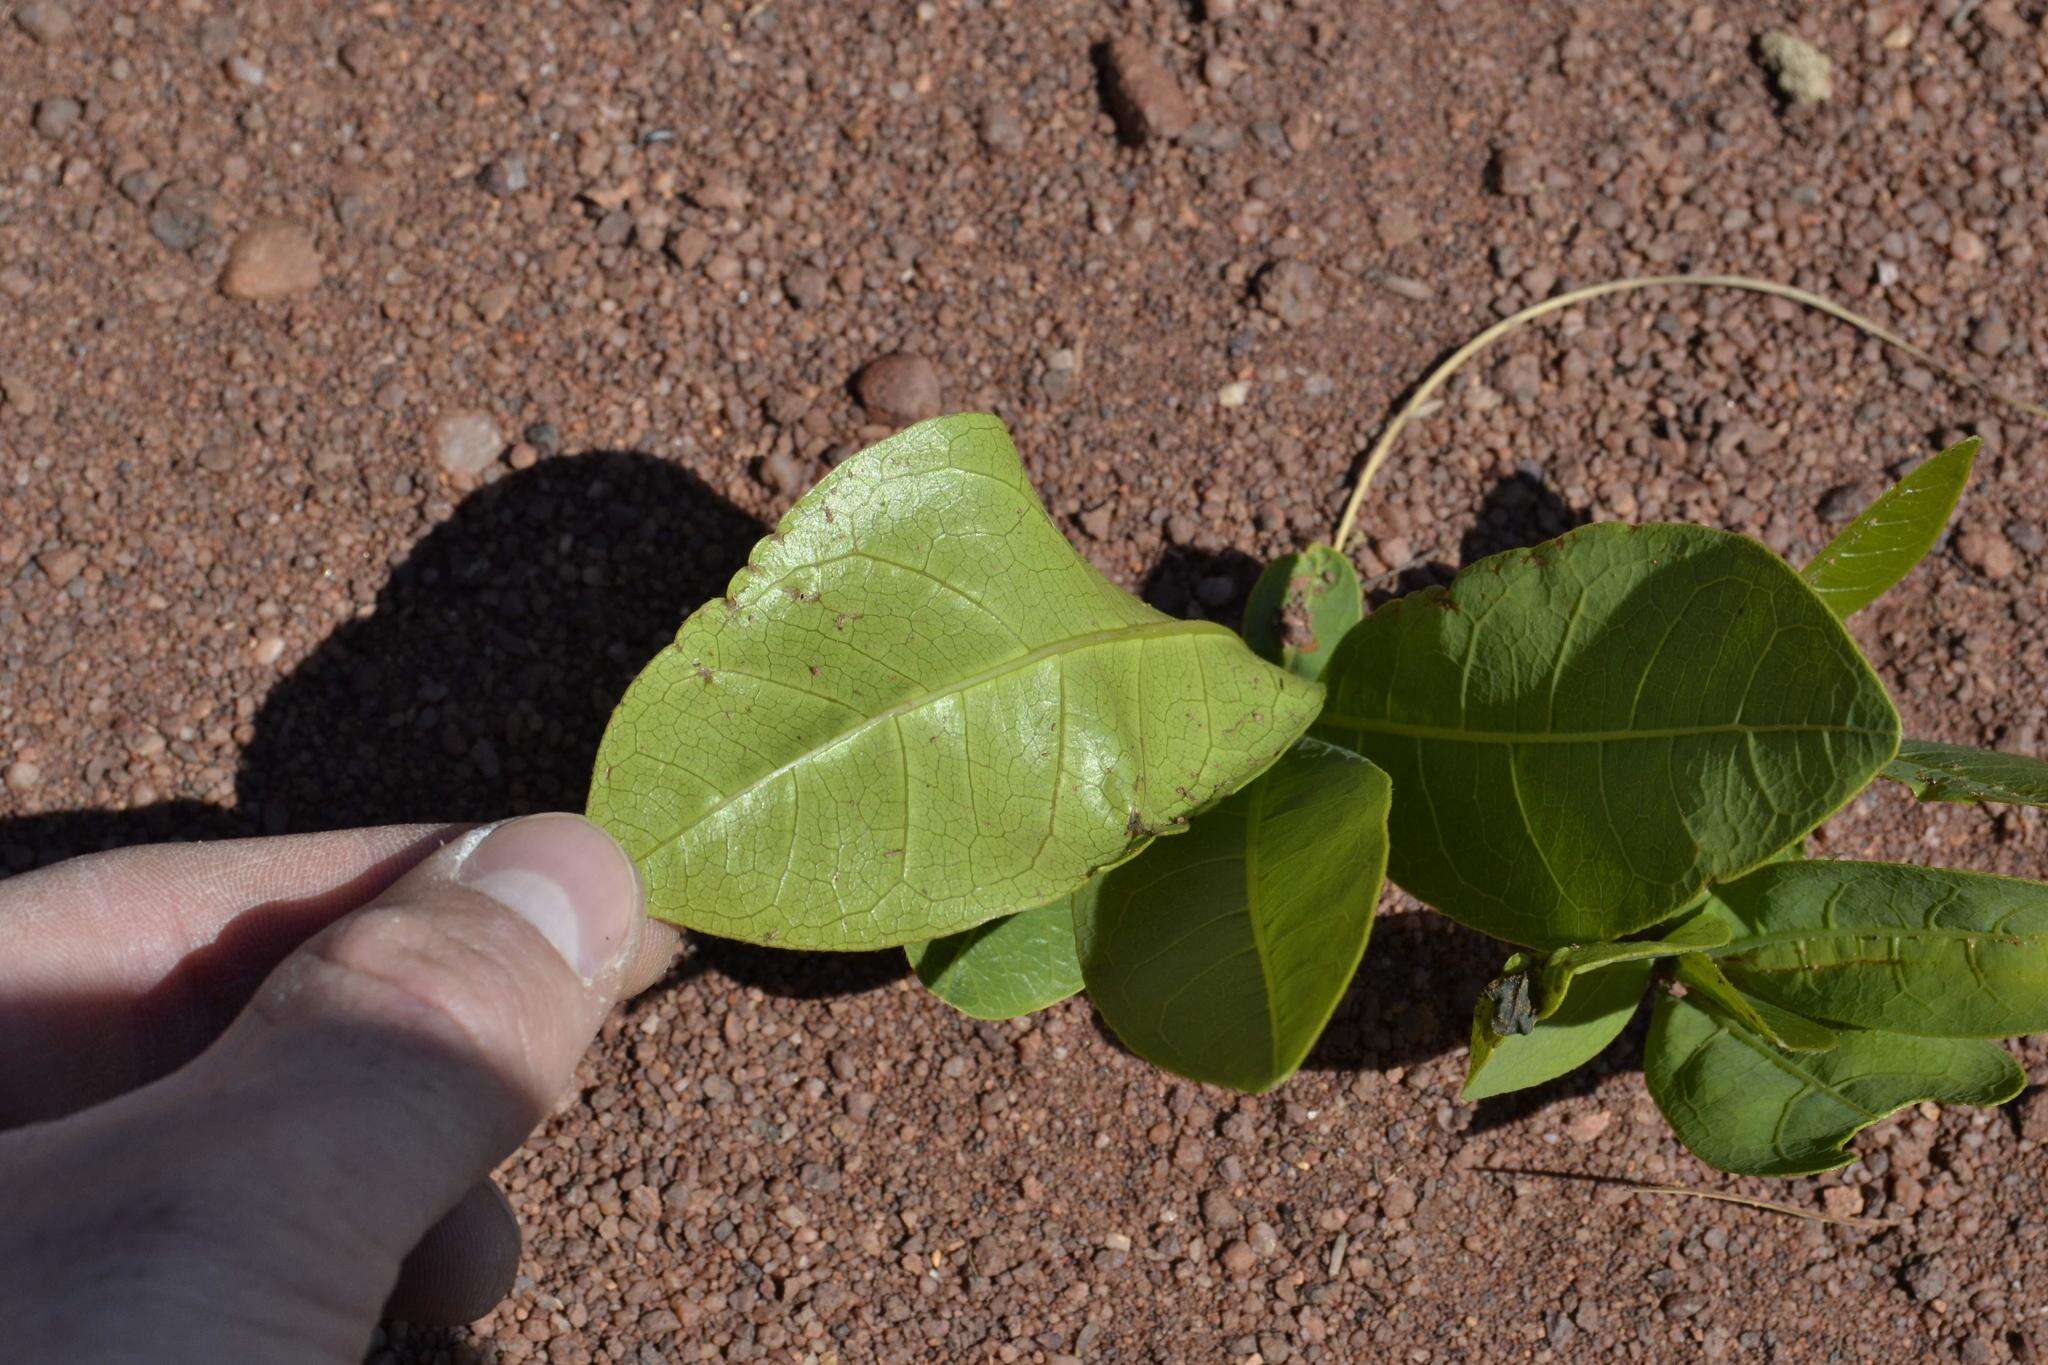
[1315, 523, 1900, 948]
[906, 891, 1087, 1020]
[588, 414, 1323, 950]
[1882, 738, 2048, 809]
[1673, 954, 1837, 1053]
[1645, 989, 2022, 1177]
[1535, 915, 1731, 1015]
[1463, 956, 1651, 1103]
[1075, 739, 1391, 1093]
[1701, 859, 2048, 1038]
[1802, 437, 1979, 619]
[1243, 544, 1363, 682]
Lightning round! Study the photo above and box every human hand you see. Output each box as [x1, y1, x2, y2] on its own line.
[0, 815, 676, 1361]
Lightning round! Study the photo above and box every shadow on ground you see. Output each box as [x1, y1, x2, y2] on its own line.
[0, 450, 905, 1000]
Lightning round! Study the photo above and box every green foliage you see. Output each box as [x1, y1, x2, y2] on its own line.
[588, 414, 1321, 949]
[1645, 989, 2022, 1177]
[1883, 738, 2048, 809]
[1074, 739, 1391, 1093]
[1314, 523, 1899, 948]
[905, 893, 1086, 1020]
[1802, 437, 1978, 618]
[1242, 543, 1362, 682]
[593, 419, 2048, 1182]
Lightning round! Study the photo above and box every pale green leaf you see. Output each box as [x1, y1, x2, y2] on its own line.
[1075, 739, 1391, 1093]
[1673, 954, 1837, 1053]
[1242, 544, 1362, 682]
[1701, 859, 2048, 1038]
[588, 414, 1323, 949]
[1645, 989, 2022, 1177]
[1463, 956, 1651, 1103]
[1535, 915, 1731, 1016]
[1802, 437, 1978, 619]
[906, 891, 1087, 1020]
[1882, 738, 2048, 809]
[1314, 523, 1900, 948]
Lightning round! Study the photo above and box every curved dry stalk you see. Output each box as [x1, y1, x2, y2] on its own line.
[1332, 273, 2048, 555]
[1482, 1166, 1898, 1231]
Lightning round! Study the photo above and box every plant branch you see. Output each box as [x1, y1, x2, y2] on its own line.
[1480, 1165, 1900, 1231]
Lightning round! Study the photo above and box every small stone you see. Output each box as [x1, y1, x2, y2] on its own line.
[1079, 506, 1114, 540]
[14, 1, 73, 45]
[1760, 30, 1833, 108]
[1949, 229, 1987, 265]
[223, 53, 265, 87]
[783, 266, 828, 309]
[979, 101, 1025, 154]
[699, 1074, 736, 1104]
[703, 251, 742, 285]
[666, 227, 712, 270]
[1219, 1240, 1257, 1277]
[688, 175, 751, 213]
[1817, 481, 1875, 524]
[4, 759, 42, 792]
[1565, 1109, 1612, 1143]
[1662, 1292, 1706, 1320]
[1821, 1185, 1866, 1220]
[1377, 204, 1423, 249]
[1100, 37, 1192, 144]
[219, 220, 323, 300]
[1217, 381, 1251, 409]
[252, 635, 287, 666]
[1957, 528, 2017, 581]
[429, 410, 505, 477]
[36, 548, 85, 586]
[33, 97, 80, 139]
[506, 443, 539, 471]
[118, 168, 164, 206]
[855, 353, 942, 425]
[1904, 1257, 1949, 1304]
[479, 154, 529, 198]
[1494, 146, 1543, 197]
[1202, 0, 1238, 18]
[1971, 314, 2013, 357]
[1202, 1189, 1243, 1229]
[1246, 1221, 1279, 1256]
[524, 421, 561, 454]
[1495, 352, 1543, 404]
[2007, 520, 2044, 558]
[476, 282, 517, 325]
[1, 372, 39, 416]
[1380, 1180, 1417, 1219]
[338, 36, 379, 77]
[1254, 259, 1322, 326]
[1374, 273, 1435, 302]
[759, 448, 807, 494]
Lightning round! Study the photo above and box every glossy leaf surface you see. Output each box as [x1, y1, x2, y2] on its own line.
[1882, 739, 2048, 810]
[1463, 956, 1650, 1103]
[1243, 544, 1363, 682]
[1535, 915, 1729, 1015]
[1076, 740, 1391, 1093]
[906, 891, 1086, 1020]
[1315, 523, 1900, 947]
[1646, 990, 2021, 1177]
[589, 414, 1323, 949]
[1702, 860, 2048, 1038]
[1802, 437, 1978, 618]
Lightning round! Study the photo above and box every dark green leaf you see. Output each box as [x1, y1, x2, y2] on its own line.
[1673, 954, 1837, 1053]
[1702, 859, 2048, 1038]
[1645, 989, 2021, 1177]
[1315, 523, 1900, 948]
[906, 891, 1087, 1020]
[1463, 956, 1651, 1103]
[1802, 437, 1978, 619]
[588, 414, 1323, 949]
[1075, 739, 1391, 1093]
[1243, 544, 1363, 682]
[1882, 738, 2048, 809]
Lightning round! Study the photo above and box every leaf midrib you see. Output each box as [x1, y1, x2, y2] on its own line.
[1317, 715, 1893, 745]
[641, 615, 1239, 854]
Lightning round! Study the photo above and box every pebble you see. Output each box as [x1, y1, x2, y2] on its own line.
[1377, 205, 1424, 250]
[223, 53, 265, 88]
[1494, 146, 1543, 197]
[479, 154, 529, 198]
[688, 175, 751, 213]
[782, 266, 828, 310]
[979, 101, 1025, 154]
[0, 372, 39, 416]
[855, 353, 942, 425]
[1380, 1180, 1418, 1219]
[666, 227, 712, 270]
[1374, 272, 1435, 302]
[219, 220, 323, 299]
[1957, 528, 2017, 581]
[36, 547, 84, 586]
[1219, 1240, 1258, 1277]
[1101, 37, 1191, 144]
[1817, 480, 1876, 523]
[1971, 314, 2012, 357]
[13, 1, 72, 45]
[429, 410, 506, 477]
[1254, 259, 1323, 326]
[1217, 381, 1251, 408]
[338, 36, 379, 77]
[33, 96, 80, 139]
[1760, 30, 1832, 108]
[1246, 1221, 1280, 1256]
[1202, 1189, 1243, 1229]
[4, 758, 42, 792]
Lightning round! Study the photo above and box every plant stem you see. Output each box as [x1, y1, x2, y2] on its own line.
[1331, 273, 2048, 556]
[1482, 1167, 1899, 1231]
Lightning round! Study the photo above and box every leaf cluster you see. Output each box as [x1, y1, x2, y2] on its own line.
[590, 420, 2048, 1174]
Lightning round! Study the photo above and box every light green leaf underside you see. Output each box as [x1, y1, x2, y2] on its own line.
[1314, 523, 1901, 949]
[1075, 739, 1392, 1094]
[1802, 437, 1978, 619]
[1882, 738, 2048, 809]
[588, 414, 1323, 949]
[1701, 859, 2048, 1038]
[1536, 915, 1730, 1015]
[1646, 990, 2021, 1177]
[1674, 954, 1837, 1053]
[1243, 543, 1363, 683]
[1464, 957, 1651, 1103]
[906, 891, 1086, 1020]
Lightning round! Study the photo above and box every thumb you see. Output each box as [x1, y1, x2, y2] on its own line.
[168, 813, 651, 1326]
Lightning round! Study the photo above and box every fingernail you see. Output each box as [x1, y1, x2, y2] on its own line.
[454, 814, 644, 983]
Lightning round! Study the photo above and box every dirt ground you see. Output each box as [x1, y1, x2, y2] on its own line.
[6, 1, 2048, 1360]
